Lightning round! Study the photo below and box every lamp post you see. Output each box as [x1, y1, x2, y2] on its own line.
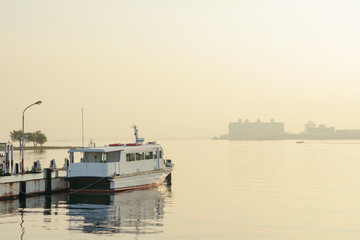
[21, 100, 42, 174]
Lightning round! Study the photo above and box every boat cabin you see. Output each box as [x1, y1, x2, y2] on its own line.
[67, 143, 165, 178]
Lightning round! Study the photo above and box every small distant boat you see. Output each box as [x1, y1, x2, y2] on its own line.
[296, 141, 304, 144]
[65, 125, 174, 193]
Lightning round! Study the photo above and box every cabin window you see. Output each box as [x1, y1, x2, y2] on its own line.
[127, 152, 156, 161]
[154, 150, 162, 159]
[136, 152, 144, 161]
[126, 153, 136, 162]
[145, 152, 153, 160]
[154, 151, 157, 159]
[84, 152, 102, 163]
[101, 153, 107, 163]
[107, 151, 120, 163]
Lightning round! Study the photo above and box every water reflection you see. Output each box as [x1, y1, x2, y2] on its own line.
[0, 193, 68, 240]
[0, 185, 172, 239]
[67, 186, 172, 235]
[0, 193, 68, 215]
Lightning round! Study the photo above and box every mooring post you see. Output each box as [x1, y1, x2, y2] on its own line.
[11, 144, 13, 174]
[165, 160, 172, 186]
[19, 196, 26, 208]
[165, 173, 172, 186]
[44, 195, 52, 215]
[14, 163, 19, 175]
[19, 181, 26, 199]
[44, 168, 52, 195]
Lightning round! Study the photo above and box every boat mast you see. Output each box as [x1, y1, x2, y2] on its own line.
[82, 108, 84, 148]
[132, 125, 144, 144]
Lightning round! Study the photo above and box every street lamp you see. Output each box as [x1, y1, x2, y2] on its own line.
[21, 100, 42, 174]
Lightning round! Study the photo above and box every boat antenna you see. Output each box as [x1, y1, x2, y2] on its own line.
[132, 125, 144, 144]
[82, 108, 84, 148]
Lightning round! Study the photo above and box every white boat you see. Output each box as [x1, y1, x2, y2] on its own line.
[65, 126, 174, 193]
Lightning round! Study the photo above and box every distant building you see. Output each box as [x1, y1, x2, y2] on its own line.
[301, 121, 360, 139]
[304, 121, 335, 136]
[228, 119, 285, 140]
[304, 121, 316, 134]
[335, 129, 360, 139]
[214, 119, 360, 140]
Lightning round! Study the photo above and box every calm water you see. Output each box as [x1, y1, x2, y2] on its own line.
[2, 139, 360, 239]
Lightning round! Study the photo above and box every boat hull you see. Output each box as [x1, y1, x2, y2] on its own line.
[67, 168, 172, 193]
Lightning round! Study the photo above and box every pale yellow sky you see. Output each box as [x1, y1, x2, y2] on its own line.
[1, 0, 360, 142]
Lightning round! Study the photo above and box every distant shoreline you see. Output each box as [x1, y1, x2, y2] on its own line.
[1, 146, 80, 150]
[213, 136, 360, 140]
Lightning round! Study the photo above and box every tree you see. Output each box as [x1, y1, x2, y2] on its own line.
[23, 132, 33, 147]
[10, 130, 23, 147]
[10, 130, 48, 147]
[34, 131, 47, 146]
[26, 132, 36, 146]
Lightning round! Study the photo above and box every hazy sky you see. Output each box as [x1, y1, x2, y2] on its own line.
[1, 0, 360, 143]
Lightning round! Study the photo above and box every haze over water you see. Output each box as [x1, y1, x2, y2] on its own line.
[2, 1, 360, 239]
[2, 139, 360, 239]
[2, 1, 360, 140]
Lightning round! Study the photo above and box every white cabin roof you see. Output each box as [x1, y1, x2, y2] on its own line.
[68, 147, 122, 153]
[68, 143, 161, 153]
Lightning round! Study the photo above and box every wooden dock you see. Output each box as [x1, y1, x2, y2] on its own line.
[0, 169, 68, 200]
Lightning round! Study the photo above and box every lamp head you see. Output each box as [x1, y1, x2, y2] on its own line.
[35, 101, 42, 105]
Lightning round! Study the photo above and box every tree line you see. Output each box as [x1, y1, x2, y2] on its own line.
[10, 130, 48, 147]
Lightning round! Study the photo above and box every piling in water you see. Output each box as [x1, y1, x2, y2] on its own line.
[165, 173, 172, 186]
[44, 168, 52, 195]
[19, 181, 26, 199]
